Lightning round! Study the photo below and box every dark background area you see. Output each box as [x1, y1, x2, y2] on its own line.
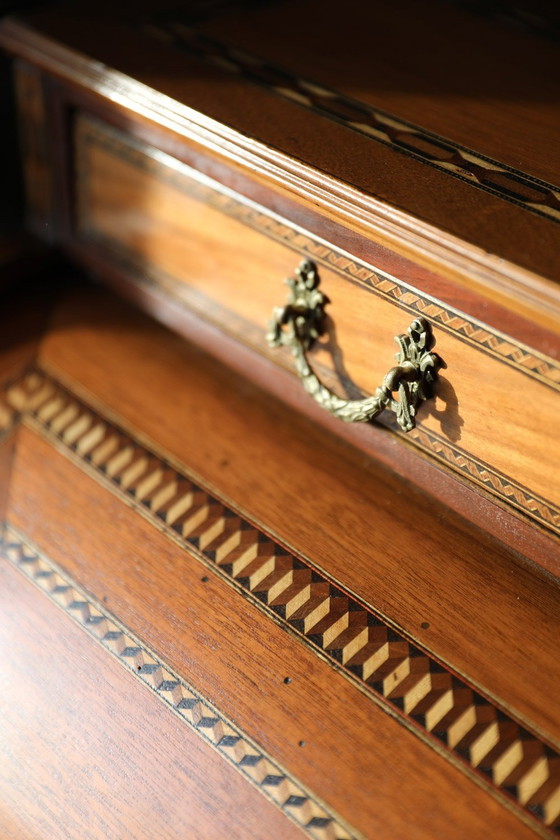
[0, 1, 51, 235]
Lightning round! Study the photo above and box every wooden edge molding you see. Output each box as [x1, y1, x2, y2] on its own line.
[2, 367, 559, 836]
[1, 523, 361, 840]
[76, 116, 560, 392]
[1, 18, 560, 331]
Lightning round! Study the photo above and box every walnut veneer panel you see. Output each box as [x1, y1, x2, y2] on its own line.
[1, 283, 559, 837]
[74, 115, 560, 539]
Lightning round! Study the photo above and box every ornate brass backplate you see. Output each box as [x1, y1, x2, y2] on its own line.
[267, 259, 445, 432]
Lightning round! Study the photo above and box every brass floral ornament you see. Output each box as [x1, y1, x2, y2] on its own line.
[267, 259, 445, 432]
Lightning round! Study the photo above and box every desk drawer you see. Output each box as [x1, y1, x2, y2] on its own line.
[72, 114, 559, 547]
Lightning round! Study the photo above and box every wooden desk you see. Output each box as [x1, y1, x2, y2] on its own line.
[0, 3, 559, 837]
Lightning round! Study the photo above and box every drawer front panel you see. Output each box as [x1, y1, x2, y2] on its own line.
[74, 114, 560, 537]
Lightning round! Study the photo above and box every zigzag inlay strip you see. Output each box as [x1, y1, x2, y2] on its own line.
[407, 427, 560, 534]
[4, 369, 560, 835]
[1, 524, 360, 840]
[77, 117, 560, 391]
[144, 19, 560, 226]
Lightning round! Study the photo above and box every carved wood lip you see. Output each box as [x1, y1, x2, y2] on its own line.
[75, 115, 560, 390]
[1, 523, 362, 840]
[1, 17, 560, 331]
[2, 366, 559, 837]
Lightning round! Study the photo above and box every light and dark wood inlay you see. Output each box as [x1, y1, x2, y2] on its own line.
[2, 367, 559, 835]
[144, 19, 560, 226]
[407, 426, 560, 534]
[1, 523, 360, 840]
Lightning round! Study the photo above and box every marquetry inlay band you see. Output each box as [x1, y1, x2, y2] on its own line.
[1, 524, 360, 840]
[2, 368, 559, 835]
[144, 18, 560, 226]
[77, 116, 560, 394]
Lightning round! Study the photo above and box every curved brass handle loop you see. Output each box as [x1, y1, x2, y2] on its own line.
[267, 259, 445, 432]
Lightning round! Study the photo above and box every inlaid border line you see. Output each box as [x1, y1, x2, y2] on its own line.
[406, 425, 560, 533]
[1, 522, 362, 840]
[76, 115, 560, 392]
[144, 20, 560, 226]
[7, 368, 559, 836]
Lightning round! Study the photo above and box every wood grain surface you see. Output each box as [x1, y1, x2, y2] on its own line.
[33, 287, 560, 751]
[1, 4, 559, 827]
[2, 280, 560, 838]
[201, 0, 560, 186]
[2, 281, 558, 837]
[0, 552, 306, 840]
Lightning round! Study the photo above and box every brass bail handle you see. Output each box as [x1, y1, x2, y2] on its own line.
[267, 259, 445, 432]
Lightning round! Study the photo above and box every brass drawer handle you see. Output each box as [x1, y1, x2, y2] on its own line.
[267, 259, 445, 432]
